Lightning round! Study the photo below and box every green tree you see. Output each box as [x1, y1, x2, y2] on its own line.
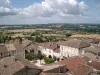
[35, 36, 44, 43]
[37, 51, 44, 64]
[44, 57, 55, 64]
[66, 33, 72, 37]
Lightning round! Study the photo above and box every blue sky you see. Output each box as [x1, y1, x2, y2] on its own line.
[0, 0, 100, 24]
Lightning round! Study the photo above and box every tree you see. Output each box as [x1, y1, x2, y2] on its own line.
[35, 36, 44, 43]
[66, 33, 72, 37]
[44, 57, 55, 64]
[37, 51, 44, 64]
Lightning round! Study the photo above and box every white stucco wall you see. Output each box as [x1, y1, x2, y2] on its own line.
[60, 45, 79, 58]
[38, 45, 80, 59]
[38, 46, 60, 58]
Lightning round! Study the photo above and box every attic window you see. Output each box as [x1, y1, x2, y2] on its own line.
[4, 65, 7, 68]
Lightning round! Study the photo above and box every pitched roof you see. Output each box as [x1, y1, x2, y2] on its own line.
[56, 56, 88, 71]
[41, 64, 66, 73]
[84, 45, 100, 54]
[15, 55, 41, 70]
[0, 56, 24, 75]
[22, 40, 32, 48]
[0, 44, 8, 53]
[39, 42, 60, 53]
[40, 73, 67, 75]
[68, 63, 93, 75]
[89, 61, 100, 70]
[0, 56, 42, 75]
[6, 44, 16, 51]
[25, 43, 38, 50]
[14, 42, 23, 51]
[59, 39, 91, 49]
[0, 43, 24, 53]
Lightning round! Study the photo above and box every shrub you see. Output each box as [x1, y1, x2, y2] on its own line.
[44, 57, 55, 64]
[25, 55, 34, 61]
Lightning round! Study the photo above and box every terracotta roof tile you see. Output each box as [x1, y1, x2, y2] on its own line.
[39, 42, 60, 53]
[90, 61, 100, 70]
[68, 63, 93, 75]
[56, 56, 88, 71]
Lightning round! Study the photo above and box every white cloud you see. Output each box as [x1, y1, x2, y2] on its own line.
[0, 0, 94, 24]
[0, 0, 88, 17]
[19, 0, 88, 18]
[0, 0, 17, 16]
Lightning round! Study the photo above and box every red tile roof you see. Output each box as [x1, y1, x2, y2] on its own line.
[90, 61, 100, 70]
[68, 63, 93, 75]
[39, 42, 60, 53]
[56, 56, 89, 71]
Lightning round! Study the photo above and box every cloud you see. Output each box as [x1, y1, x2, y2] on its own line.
[0, 0, 87, 17]
[19, 0, 88, 18]
[0, 0, 91, 24]
[0, 0, 17, 16]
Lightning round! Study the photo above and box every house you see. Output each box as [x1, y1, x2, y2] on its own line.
[56, 56, 89, 71]
[59, 39, 91, 58]
[88, 61, 100, 70]
[38, 42, 60, 58]
[67, 63, 93, 75]
[40, 64, 67, 73]
[0, 43, 25, 59]
[25, 43, 39, 56]
[25, 39, 90, 59]
[84, 45, 100, 57]
[0, 56, 42, 75]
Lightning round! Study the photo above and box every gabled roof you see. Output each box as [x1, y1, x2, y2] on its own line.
[0, 56, 24, 75]
[40, 73, 67, 75]
[25, 43, 38, 50]
[89, 61, 100, 70]
[14, 42, 23, 51]
[0, 43, 24, 53]
[56, 56, 89, 70]
[0, 56, 42, 75]
[84, 45, 100, 54]
[6, 44, 16, 51]
[15, 55, 41, 70]
[22, 40, 32, 48]
[58, 39, 91, 49]
[0, 44, 8, 53]
[39, 42, 60, 53]
[68, 63, 93, 75]
[41, 64, 66, 73]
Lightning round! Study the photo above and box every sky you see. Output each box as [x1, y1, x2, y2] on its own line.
[0, 0, 100, 24]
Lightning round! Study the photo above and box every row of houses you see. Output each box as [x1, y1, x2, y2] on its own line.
[25, 39, 92, 59]
[0, 43, 25, 59]
[0, 38, 100, 61]
[0, 56, 42, 75]
[0, 38, 100, 75]
[0, 55, 99, 75]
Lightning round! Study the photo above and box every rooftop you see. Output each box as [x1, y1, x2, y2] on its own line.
[58, 39, 91, 49]
[39, 42, 60, 53]
[89, 61, 100, 70]
[0, 56, 42, 75]
[56, 56, 89, 71]
[68, 63, 93, 75]
[84, 45, 100, 54]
